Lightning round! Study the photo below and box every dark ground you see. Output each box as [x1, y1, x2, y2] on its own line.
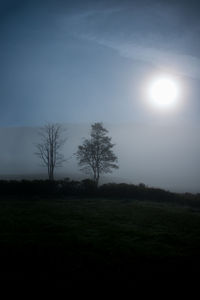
[0, 196, 200, 281]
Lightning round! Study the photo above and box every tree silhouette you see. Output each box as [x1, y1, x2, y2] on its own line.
[35, 123, 66, 180]
[76, 122, 118, 186]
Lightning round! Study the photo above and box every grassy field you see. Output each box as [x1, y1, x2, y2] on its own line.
[0, 196, 200, 280]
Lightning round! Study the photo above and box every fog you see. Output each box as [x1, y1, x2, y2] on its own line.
[0, 122, 199, 193]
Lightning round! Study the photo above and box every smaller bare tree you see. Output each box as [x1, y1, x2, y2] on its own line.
[35, 123, 66, 180]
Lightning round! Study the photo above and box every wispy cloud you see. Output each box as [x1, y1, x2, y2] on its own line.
[61, 6, 200, 80]
[80, 34, 200, 80]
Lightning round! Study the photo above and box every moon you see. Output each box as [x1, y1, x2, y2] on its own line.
[148, 76, 179, 110]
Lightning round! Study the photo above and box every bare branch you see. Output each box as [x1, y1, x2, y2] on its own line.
[35, 123, 67, 180]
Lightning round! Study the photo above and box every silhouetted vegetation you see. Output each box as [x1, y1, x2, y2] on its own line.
[0, 179, 200, 208]
[76, 122, 118, 186]
[35, 123, 67, 180]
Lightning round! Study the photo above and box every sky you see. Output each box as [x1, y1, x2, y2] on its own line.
[1, 0, 200, 192]
[1, 0, 200, 126]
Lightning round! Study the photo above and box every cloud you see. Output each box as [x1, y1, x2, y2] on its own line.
[79, 35, 200, 80]
[59, 4, 200, 80]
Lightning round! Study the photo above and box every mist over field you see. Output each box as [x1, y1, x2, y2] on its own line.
[2, 0, 200, 283]
[0, 122, 199, 193]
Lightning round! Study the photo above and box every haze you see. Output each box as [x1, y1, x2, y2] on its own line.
[1, 0, 200, 192]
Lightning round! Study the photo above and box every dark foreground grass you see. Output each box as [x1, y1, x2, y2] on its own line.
[0, 196, 200, 281]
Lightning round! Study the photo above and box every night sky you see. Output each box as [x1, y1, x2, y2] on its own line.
[1, 0, 200, 192]
[1, 0, 200, 126]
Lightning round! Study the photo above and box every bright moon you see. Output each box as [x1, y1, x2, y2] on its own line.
[148, 76, 179, 110]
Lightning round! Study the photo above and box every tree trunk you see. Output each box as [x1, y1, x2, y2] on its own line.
[49, 165, 54, 181]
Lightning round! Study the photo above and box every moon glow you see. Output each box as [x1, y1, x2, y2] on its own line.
[148, 76, 179, 110]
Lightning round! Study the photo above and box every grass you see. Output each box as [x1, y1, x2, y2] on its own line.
[0, 196, 200, 280]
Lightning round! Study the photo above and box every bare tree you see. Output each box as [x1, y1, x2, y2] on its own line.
[35, 123, 66, 180]
[76, 122, 118, 186]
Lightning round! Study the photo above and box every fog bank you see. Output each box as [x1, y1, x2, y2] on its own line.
[0, 122, 199, 193]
